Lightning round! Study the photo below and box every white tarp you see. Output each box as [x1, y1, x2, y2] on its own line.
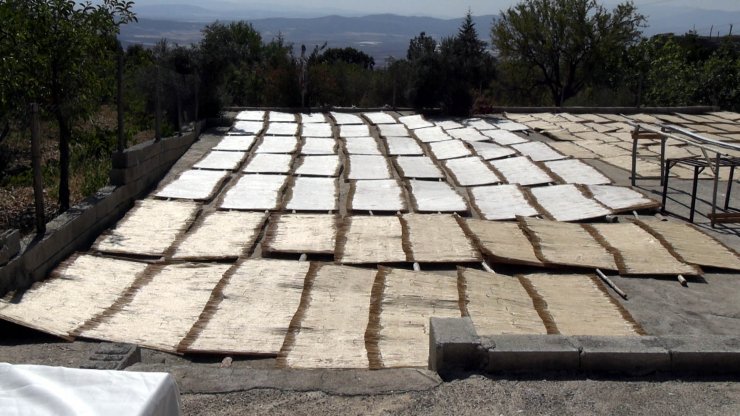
[0, 364, 180, 416]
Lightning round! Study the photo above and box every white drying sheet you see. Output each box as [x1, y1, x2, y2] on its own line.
[343, 136, 382, 155]
[586, 184, 659, 211]
[530, 184, 612, 222]
[331, 112, 364, 125]
[448, 127, 489, 142]
[512, 141, 566, 162]
[483, 129, 528, 145]
[301, 137, 337, 154]
[156, 169, 228, 201]
[496, 120, 529, 131]
[301, 123, 333, 137]
[362, 111, 396, 124]
[256, 136, 298, 154]
[469, 141, 517, 160]
[340, 124, 371, 138]
[398, 114, 434, 130]
[231, 121, 264, 135]
[429, 140, 472, 160]
[265, 122, 299, 136]
[220, 174, 288, 210]
[285, 177, 338, 211]
[294, 155, 340, 177]
[268, 111, 296, 122]
[464, 118, 499, 131]
[213, 135, 256, 152]
[300, 113, 326, 123]
[489, 156, 554, 186]
[384, 136, 424, 155]
[395, 156, 445, 179]
[469, 184, 539, 220]
[0, 363, 180, 416]
[378, 123, 410, 137]
[413, 126, 452, 143]
[193, 151, 245, 170]
[544, 159, 611, 185]
[243, 153, 294, 174]
[444, 157, 502, 186]
[434, 120, 464, 130]
[350, 179, 406, 212]
[408, 179, 468, 212]
[235, 110, 264, 121]
[347, 155, 391, 179]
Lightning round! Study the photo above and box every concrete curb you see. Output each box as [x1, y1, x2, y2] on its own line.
[0, 122, 205, 296]
[429, 318, 740, 376]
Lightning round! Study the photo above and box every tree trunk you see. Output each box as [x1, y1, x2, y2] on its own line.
[56, 112, 71, 212]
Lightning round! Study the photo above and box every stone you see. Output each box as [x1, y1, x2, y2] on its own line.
[428, 317, 480, 374]
[661, 336, 740, 374]
[574, 335, 670, 375]
[484, 334, 580, 373]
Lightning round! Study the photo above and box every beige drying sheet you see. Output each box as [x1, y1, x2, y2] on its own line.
[301, 123, 333, 138]
[394, 156, 445, 179]
[469, 141, 517, 160]
[638, 220, 740, 270]
[0, 255, 147, 339]
[483, 129, 528, 145]
[585, 185, 660, 212]
[428, 140, 472, 160]
[489, 156, 554, 186]
[347, 155, 392, 180]
[256, 136, 299, 154]
[384, 136, 425, 155]
[520, 217, 617, 270]
[94, 199, 199, 257]
[469, 184, 539, 220]
[156, 169, 228, 201]
[284, 177, 338, 211]
[407, 180, 469, 213]
[512, 141, 565, 162]
[243, 153, 294, 174]
[522, 273, 641, 336]
[183, 259, 310, 355]
[543, 159, 611, 185]
[80, 263, 231, 352]
[193, 151, 246, 170]
[343, 136, 383, 155]
[301, 137, 337, 155]
[402, 214, 480, 263]
[336, 216, 407, 264]
[349, 179, 406, 212]
[590, 223, 702, 276]
[282, 264, 376, 368]
[213, 135, 257, 152]
[459, 268, 546, 336]
[413, 126, 452, 143]
[172, 211, 266, 260]
[294, 155, 340, 177]
[362, 111, 396, 125]
[444, 157, 502, 186]
[462, 219, 543, 267]
[263, 214, 337, 254]
[529, 184, 611, 222]
[220, 174, 288, 211]
[373, 268, 460, 368]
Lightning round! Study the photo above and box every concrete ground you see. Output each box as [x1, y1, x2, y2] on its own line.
[1, 123, 739, 414]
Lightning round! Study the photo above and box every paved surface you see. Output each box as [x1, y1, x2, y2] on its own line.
[2, 119, 739, 414]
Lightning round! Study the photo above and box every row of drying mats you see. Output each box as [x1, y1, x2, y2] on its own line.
[151, 110, 658, 221]
[1, 110, 739, 370]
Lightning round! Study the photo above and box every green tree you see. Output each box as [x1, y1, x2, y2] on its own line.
[0, 0, 136, 211]
[492, 0, 645, 106]
[316, 47, 375, 70]
[407, 32, 437, 61]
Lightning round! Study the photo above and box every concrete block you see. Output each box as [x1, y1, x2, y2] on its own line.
[661, 336, 740, 375]
[81, 343, 140, 370]
[574, 336, 670, 375]
[484, 335, 580, 373]
[429, 317, 480, 374]
[0, 229, 21, 266]
[0, 256, 26, 296]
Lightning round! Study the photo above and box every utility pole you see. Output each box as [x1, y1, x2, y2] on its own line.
[30, 103, 45, 234]
[155, 65, 161, 141]
[117, 44, 125, 152]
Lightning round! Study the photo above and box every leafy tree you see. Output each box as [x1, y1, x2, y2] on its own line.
[492, 0, 645, 106]
[407, 32, 437, 61]
[0, 0, 136, 211]
[316, 47, 375, 70]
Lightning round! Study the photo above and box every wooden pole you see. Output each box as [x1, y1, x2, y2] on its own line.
[117, 46, 125, 152]
[595, 269, 628, 300]
[30, 103, 46, 235]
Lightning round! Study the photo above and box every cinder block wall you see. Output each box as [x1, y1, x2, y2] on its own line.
[0, 122, 205, 296]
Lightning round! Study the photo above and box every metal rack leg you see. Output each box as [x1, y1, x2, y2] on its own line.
[689, 165, 700, 223]
[661, 161, 671, 214]
[725, 165, 735, 210]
